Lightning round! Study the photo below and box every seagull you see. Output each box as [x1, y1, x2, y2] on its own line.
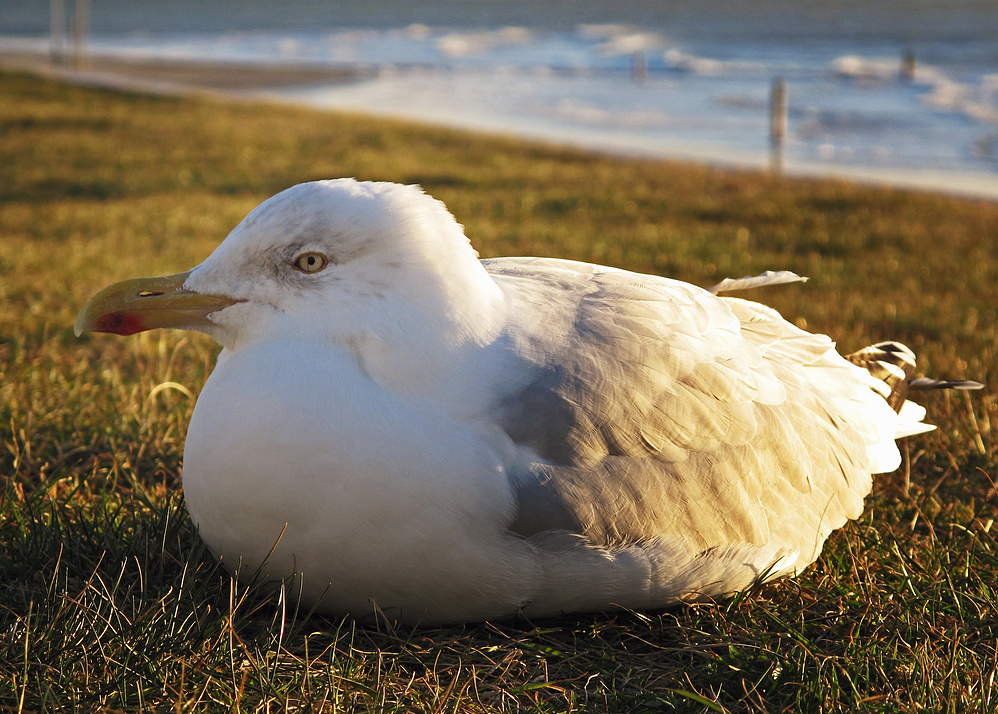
[75, 179, 981, 625]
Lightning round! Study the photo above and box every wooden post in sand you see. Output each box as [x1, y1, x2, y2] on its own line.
[901, 49, 916, 81]
[632, 51, 647, 83]
[50, 0, 65, 66]
[770, 77, 787, 174]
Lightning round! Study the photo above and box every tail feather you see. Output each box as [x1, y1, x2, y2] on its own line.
[896, 400, 936, 439]
[845, 341, 984, 438]
[844, 341, 917, 412]
[909, 377, 984, 392]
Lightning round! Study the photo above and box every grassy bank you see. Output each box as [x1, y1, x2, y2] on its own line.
[1, 67, 997, 712]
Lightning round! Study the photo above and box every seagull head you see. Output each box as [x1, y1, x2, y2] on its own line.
[76, 180, 506, 367]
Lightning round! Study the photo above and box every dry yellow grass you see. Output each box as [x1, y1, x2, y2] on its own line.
[1, 67, 997, 712]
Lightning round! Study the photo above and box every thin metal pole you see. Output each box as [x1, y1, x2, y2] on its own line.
[901, 49, 916, 81]
[50, 0, 65, 66]
[72, 0, 90, 70]
[770, 77, 787, 174]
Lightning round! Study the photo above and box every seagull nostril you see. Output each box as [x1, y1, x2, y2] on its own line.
[138, 291, 165, 297]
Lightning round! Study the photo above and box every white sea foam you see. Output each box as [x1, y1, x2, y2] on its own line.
[436, 27, 533, 58]
[833, 54, 998, 125]
[921, 71, 998, 124]
[832, 55, 901, 81]
[664, 49, 767, 76]
[596, 31, 666, 57]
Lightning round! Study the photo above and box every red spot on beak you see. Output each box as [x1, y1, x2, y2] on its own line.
[94, 311, 147, 336]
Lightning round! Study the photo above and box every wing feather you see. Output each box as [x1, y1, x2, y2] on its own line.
[484, 258, 897, 575]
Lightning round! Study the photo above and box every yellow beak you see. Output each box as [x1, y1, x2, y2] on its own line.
[75, 271, 243, 336]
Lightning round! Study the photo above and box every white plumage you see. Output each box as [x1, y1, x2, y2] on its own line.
[76, 179, 965, 625]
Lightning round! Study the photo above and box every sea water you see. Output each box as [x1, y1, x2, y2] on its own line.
[3, 0, 997, 195]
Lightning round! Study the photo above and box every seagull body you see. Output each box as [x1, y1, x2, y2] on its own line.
[76, 179, 970, 625]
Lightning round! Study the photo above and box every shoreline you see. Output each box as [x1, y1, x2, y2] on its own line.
[0, 50, 366, 92]
[262, 86, 998, 201]
[4, 48, 998, 202]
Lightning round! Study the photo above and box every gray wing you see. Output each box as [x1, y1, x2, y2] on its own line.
[482, 257, 895, 574]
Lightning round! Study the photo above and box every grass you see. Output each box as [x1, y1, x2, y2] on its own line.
[1, 67, 997, 712]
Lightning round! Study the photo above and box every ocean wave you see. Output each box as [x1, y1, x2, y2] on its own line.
[435, 27, 533, 58]
[663, 49, 767, 76]
[921, 72, 998, 124]
[834, 54, 998, 125]
[597, 32, 666, 57]
[832, 55, 902, 81]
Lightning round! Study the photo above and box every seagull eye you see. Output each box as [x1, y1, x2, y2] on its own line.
[291, 252, 329, 274]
